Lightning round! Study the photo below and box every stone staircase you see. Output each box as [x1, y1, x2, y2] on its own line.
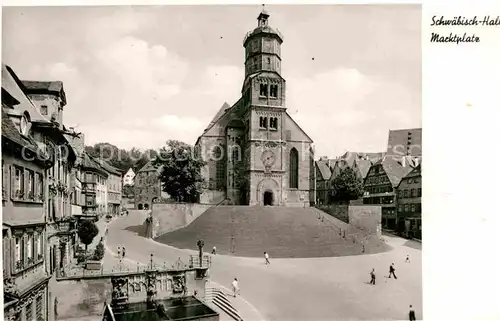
[155, 205, 389, 258]
[204, 287, 243, 321]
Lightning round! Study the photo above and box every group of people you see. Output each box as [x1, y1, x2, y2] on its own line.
[117, 246, 126, 260]
[369, 254, 415, 320]
[230, 251, 271, 298]
[211, 246, 271, 266]
[369, 255, 410, 284]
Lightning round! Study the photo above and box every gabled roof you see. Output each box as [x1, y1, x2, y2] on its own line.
[125, 168, 135, 176]
[82, 152, 108, 177]
[315, 160, 332, 180]
[373, 157, 414, 187]
[1, 109, 40, 155]
[96, 159, 122, 176]
[138, 160, 158, 173]
[2, 65, 46, 123]
[341, 151, 386, 164]
[206, 102, 231, 131]
[22, 80, 67, 106]
[285, 112, 314, 143]
[355, 158, 372, 180]
[22, 80, 63, 92]
[327, 158, 338, 169]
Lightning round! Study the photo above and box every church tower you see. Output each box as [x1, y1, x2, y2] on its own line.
[240, 7, 289, 206]
[243, 8, 283, 78]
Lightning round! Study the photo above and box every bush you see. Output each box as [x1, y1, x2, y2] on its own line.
[76, 252, 93, 264]
[93, 242, 105, 261]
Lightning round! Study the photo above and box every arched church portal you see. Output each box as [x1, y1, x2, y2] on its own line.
[257, 178, 280, 206]
[263, 190, 274, 206]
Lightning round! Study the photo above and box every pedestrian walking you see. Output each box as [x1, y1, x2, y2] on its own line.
[389, 263, 397, 279]
[405, 255, 411, 263]
[408, 305, 416, 321]
[122, 246, 126, 258]
[231, 278, 239, 298]
[230, 236, 235, 253]
[105, 228, 108, 236]
[212, 246, 217, 255]
[369, 268, 376, 285]
[264, 252, 271, 265]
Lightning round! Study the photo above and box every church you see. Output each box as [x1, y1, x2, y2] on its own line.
[195, 8, 315, 207]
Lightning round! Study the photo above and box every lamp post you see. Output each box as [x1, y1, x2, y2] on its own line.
[197, 240, 204, 267]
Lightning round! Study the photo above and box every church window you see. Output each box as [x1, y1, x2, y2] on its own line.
[269, 117, 278, 130]
[212, 146, 225, 190]
[260, 84, 268, 97]
[270, 85, 278, 98]
[259, 117, 268, 129]
[289, 148, 299, 189]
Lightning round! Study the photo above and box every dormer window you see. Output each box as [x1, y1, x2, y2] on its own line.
[20, 114, 29, 136]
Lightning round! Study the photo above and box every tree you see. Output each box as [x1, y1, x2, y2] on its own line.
[153, 140, 206, 203]
[84, 143, 158, 174]
[122, 184, 135, 198]
[331, 167, 364, 204]
[77, 220, 99, 251]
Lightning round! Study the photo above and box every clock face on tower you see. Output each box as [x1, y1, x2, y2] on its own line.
[261, 149, 276, 167]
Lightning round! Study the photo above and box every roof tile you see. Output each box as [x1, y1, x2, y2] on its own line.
[315, 160, 332, 180]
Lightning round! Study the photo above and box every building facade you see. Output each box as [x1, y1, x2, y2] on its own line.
[66, 132, 85, 217]
[134, 161, 161, 210]
[396, 164, 422, 239]
[386, 128, 422, 157]
[195, 9, 313, 206]
[362, 157, 414, 230]
[2, 65, 78, 321]
[314, 158, 332, 205]
[2, 84, 53, 321]
[352, 158, 373, 182]
[81, 152, 109, 219]
[123, 168, 135, 186]
[98, 160, 122, 215]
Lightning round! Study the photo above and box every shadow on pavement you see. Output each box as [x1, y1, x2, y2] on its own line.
[403, 240, 422, 250]
[124, 224, 147, 237]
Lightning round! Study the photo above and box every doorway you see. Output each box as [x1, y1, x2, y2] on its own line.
[263, 190, 273, 206]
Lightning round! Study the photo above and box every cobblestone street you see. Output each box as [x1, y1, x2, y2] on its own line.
[104, 211, 423, 321]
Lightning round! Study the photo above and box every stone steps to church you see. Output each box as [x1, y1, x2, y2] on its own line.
[154, 205, 390, 258]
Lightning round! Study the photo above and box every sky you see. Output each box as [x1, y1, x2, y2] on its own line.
[2, 4, 421, 158]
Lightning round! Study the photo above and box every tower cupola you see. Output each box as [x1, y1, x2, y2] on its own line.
[243, 5, 284, 78]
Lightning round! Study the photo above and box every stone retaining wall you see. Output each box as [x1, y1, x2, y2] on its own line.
[151, 203, 213, 237]
[315, 204, 381, 238]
